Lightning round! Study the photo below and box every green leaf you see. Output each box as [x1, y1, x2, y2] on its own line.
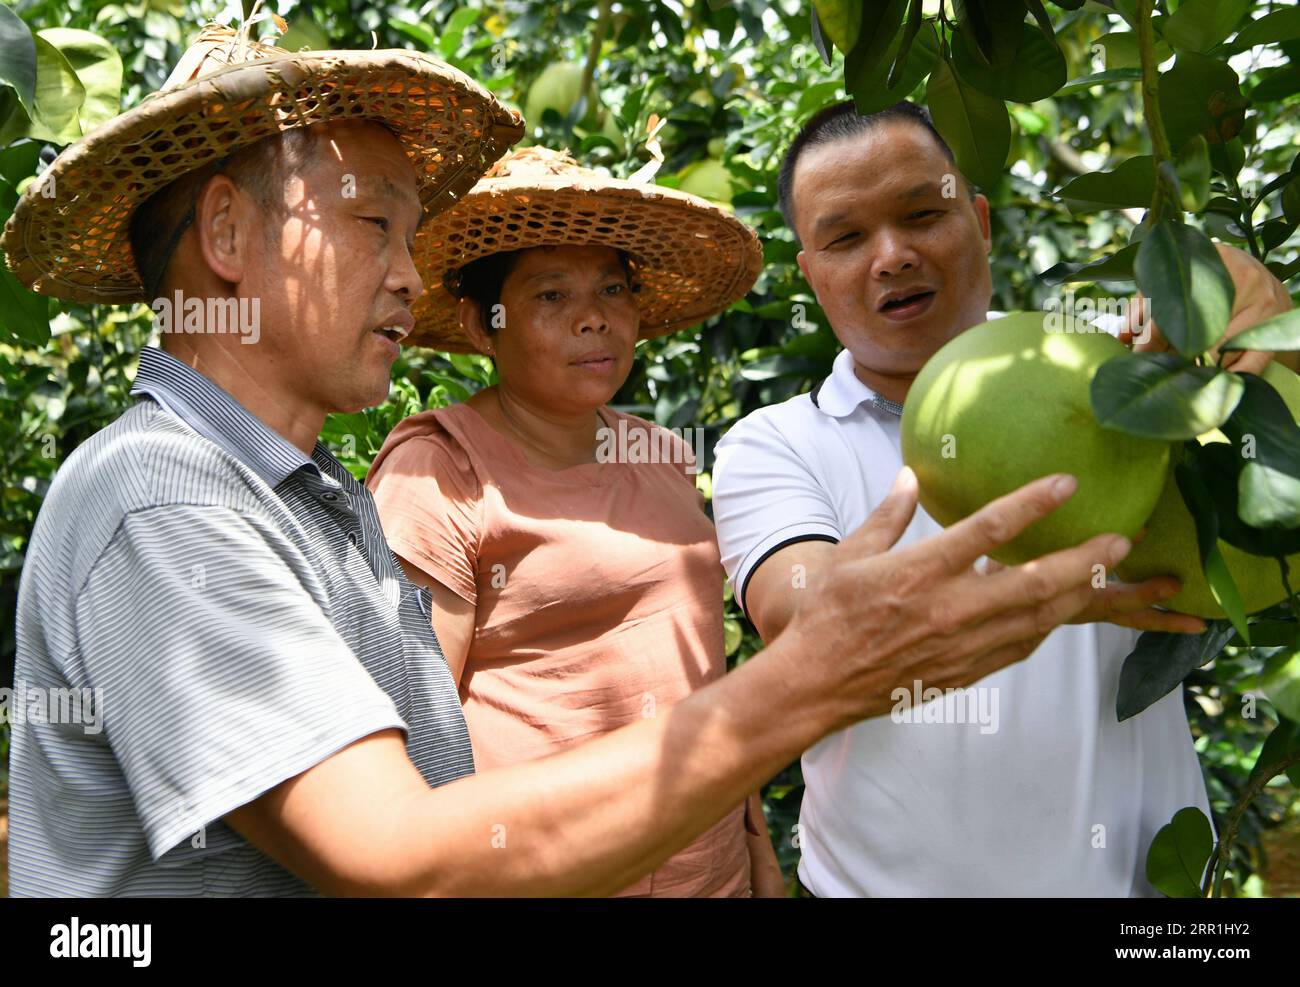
[1283, 175, 1300, 227]
[25, 35, 84, 145]
[1209, 136, 1245, 181]
[1232, 8, 1300, 50]
[954, 0, 1028, 70]
[1057, 155, 1154, 212]
[811, 0, 864, 54]
[1038, 242, 1139, 284]
[1249, 63, 1300, 102]
[0, 3, 36, 114]
[887, 0, 925, 89]
[1175, 135, 1210, 213]
[810, 4, 833, 66]
[1112, 0, 1140, 28]
[1134, 221, 1234, 358]
[841, 0, 908, 87]
[1145, 806, 1213, 898]
[1261, 649, 1300, 722]
[1221, 373, 1300, 529]
[0, 138, 40, 186]
[386, 17, 436, 49]
[1163, 0, 1252, 54]
[1178, 459, 1251, 641]
[1192, 443, 1300, 557]
[1235, 621, 1298, 650]
[438, 6, 481, 57]
[1023, 0, 1056, 43]
[1158, 52, 1247, 148]
[0, 86, 28, 147]
[0, 252, 50, 344]
[37, 29, 121, 132]
[925, 54, 1009, 191]
[847, 20, 938, 115]
[1055, 67, 1141, 96]
[1091, 352, 1244, 441]
[447, 351, 496, 386]
[1118, 622, 1235, 721]
[1220, 309, 1300, 353]
[950, 20, 1066, 102]
[1090, 32, 1170, 70]
[1248, 717, 1297, 784]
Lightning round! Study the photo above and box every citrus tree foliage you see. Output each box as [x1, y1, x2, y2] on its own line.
[3, 0, 1300, 893]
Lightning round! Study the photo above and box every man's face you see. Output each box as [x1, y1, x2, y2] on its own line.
[792, 121, 993, 389]
[243, 119, 424, 415]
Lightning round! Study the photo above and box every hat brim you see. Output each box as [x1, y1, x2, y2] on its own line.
[406, 175, 763, 352]
[1, 48, 523, 303]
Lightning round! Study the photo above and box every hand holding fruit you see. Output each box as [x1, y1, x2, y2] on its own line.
[788, 468, 1135, 727]
[1121, 241, 1295, 375]
[979, 547, 1207, 635]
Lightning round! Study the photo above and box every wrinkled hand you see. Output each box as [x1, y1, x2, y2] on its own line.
[980, 533, 1206, 634]
[792, 469, 1138, 726]
[1120, 241, 1294, 375]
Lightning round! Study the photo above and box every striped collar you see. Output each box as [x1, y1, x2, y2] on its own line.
[130, 346, 333, 489]
[810, 312, 1004, 419]
[810, 348, 905, 419]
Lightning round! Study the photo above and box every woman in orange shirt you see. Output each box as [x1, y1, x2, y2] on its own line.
[366, 148, 783, 896]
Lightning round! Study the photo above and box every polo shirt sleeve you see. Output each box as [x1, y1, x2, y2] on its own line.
[75, 504, 409, 864]
[712, 407, 843, 616]
[367, 431, 483, 606]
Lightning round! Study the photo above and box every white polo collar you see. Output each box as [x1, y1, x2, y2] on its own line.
[811, 312, 1004, 420]
[811, 348, 904, 420]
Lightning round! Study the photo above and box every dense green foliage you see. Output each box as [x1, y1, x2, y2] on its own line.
[3, 0, 1300, 894]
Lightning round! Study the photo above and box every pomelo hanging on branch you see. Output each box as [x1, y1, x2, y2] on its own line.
[901, 311, 1172, 566]
[1116, 362, 1300, 619]
[675, 157, 733, 205]
[524, 62, 586, 126]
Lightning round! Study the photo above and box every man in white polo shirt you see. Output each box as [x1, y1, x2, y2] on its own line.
[712, 100, 1294, 897]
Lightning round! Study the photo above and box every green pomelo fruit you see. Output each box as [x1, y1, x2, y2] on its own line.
[676, 157, 733, 204]
[525, 63, 585, 126]
[1116, 361, 1300, 618]
[901, 311, 1172, 565]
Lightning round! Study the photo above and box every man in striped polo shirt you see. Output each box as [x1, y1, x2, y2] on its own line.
[4, 35, 1175, 897]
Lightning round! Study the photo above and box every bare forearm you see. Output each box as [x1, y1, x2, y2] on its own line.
[392, 630, 837, 896]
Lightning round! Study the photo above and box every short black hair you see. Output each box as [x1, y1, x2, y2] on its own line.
[777, 99, 969, 239]
[129, 126, 322, 298]
[450, 246, 640, 337]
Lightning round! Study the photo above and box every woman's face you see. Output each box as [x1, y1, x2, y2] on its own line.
[478, 244, 640, 413]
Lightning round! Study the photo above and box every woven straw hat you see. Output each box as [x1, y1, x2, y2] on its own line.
[1, 22, 524, 303]
[407, 146, 763, 352]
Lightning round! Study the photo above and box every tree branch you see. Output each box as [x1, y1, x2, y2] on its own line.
[1204, 747, 1300, 897]
[1136, 0, 1179, 221]
[580, 0, 614, 114]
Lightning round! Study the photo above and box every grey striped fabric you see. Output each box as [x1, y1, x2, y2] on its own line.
[8, 346, 474, 897]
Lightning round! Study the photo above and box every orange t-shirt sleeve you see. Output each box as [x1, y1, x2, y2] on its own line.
[367, 430, 482, 606]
